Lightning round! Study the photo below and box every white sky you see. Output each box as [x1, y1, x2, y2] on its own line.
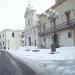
[0, 0, 55, 31]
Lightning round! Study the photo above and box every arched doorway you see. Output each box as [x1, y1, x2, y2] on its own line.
[29, 37, 31, 46]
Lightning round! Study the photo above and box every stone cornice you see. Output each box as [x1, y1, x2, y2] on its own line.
[52, 0, 67, 9]
[39, 0, 67, 18]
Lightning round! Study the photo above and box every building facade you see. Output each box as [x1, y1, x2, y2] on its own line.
[38, 0, 75, 48]
[24, 4, 40, 47]
[21, 31, 25, 47]
[0, 29, 23, 50]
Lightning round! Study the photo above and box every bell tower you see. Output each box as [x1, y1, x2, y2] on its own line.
[28, 0, 31, 8]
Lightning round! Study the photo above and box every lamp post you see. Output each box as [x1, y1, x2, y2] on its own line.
[43, 8, 58, 53]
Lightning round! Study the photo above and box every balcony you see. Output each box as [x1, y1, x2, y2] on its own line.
[38, 19, 75, 36]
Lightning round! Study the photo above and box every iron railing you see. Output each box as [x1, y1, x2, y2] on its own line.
[38, 19, 75, 36]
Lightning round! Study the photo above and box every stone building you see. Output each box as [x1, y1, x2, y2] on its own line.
[24, 4, 40, 47]
[21, 31, 25, 47]
[38, 0, 75, 48]
[0, 29, 22, 50]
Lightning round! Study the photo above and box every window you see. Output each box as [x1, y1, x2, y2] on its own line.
[35, 40, 36, 46]
[28, 20, 30, 25]
[68, 32, 72, 38]
[25, 41, 27, 45]
[21, 35, 24, 38]
[0, 42, 1, 45]
[12, 32, 15, 37]
[43, 25, 45, 31]
[44, 38, 45, 42]
[34, 30, 36, 35]
[22, 41, 24, 43]
[0, 35, 1, 38]
[3, 34, 4, 37]
[22, 32, 24, 34]
[65, 11, 71, 25]
[4, 46, 6, 49]
[3, 41, 4, 45]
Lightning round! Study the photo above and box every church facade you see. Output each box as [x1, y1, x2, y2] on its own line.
[24, 4, 40, 47]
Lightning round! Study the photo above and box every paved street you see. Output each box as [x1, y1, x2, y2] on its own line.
[1, 50, 75, 75]
[0, 50, 36, 75]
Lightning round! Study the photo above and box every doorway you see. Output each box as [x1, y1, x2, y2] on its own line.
[29, 37, 31, 46]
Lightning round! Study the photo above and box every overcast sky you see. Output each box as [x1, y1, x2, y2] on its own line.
[0, 0, 55, 31]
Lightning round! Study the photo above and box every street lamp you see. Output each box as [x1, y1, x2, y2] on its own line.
[43, 8, 58, 53]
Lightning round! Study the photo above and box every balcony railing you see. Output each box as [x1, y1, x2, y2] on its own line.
[38, 19, 75, 36]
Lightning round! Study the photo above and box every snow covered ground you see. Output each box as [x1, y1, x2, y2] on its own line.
[8, 46, 75, 60]
[8, 46, 75, 75]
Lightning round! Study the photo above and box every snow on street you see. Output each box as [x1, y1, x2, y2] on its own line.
[8, 46, 75, 75]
